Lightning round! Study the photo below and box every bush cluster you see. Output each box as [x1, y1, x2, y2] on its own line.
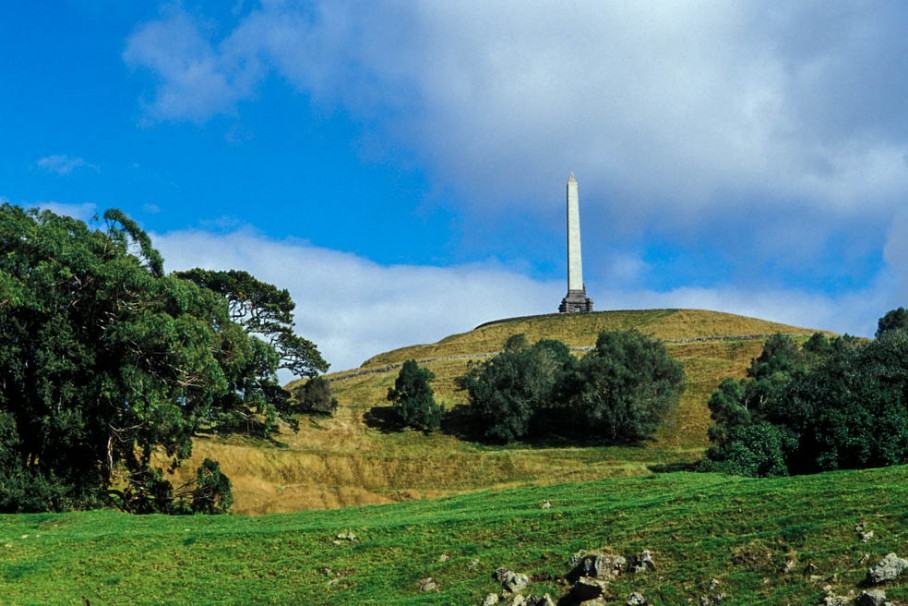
[458, 330, 686, 444]
[705, 308, 908, 476]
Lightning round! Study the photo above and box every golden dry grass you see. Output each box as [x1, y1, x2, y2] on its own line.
[181, 309, 827, 514]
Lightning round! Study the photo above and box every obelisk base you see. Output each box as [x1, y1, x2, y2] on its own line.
[559, 288, 594, 314]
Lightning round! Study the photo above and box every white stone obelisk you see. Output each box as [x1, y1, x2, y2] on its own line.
[567, 171, 583, 292]
[559, 171, 594, 313]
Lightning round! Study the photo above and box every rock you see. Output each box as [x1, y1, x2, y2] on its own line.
[867, 553, 908, 585]
[529, 595, 556, 606]
[335, 531, 357, 542]
[438, 553, 450, 563]
[503, 596, 525, 606]
[482, 594, 500, 606]
[469, 558, 481, 570]
[418, 577, 439, 593]
[823, 595, 850, 606]
[541, 501, 552, 509]
[629, 550, 656, 573]
[569, 552, 627, 580]
[626, 591, 648, 605]
[707, 579, 721, 592]
[569, 550, 588, 566]
[572, 577, 609, 602]
[781, 559, 797, 574]
[495, 569, 529, 594]
[860, 531, 875, 543]
[856, 589, 887, 606]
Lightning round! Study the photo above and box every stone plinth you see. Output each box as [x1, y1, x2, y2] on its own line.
[559, 288, 594, 313]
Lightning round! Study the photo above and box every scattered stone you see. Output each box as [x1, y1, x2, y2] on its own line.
[568, 550, 588, 566]
[823, 595, 850, 606]
[541, 501, 552, 509]
[855, 589, 888, 606]
[317, 567, 333, 576]
[782, 559, 797, 574]
[860, 531, 875, 543]
[495, 569, 529, 594]
[571, 577, 609, 602]
[469, 558, 481, 571]
[569, 552, 627, 580]
[418, 577, 439, 593]
[859, 554, 872, 565]
[438, 553, 450, 563]
[482, 594, 500, 606]
[699, 594, 726, 606]
[629, 550, 656, 573]
[707, 579, 721, 592]
[335, 531, 357, 542]
[502, 596, 526, 606]
[626, 591, 648, 605]
[867, 553, 908, 585]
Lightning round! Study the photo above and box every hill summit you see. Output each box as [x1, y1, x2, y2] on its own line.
[191, 309, 827, 514]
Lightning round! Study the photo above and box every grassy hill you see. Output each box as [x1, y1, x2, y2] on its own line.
[180, 309, 828, 514]
[3, 465, 906, 605]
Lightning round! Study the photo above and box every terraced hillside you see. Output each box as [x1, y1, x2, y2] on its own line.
[181, 309, 829, 514]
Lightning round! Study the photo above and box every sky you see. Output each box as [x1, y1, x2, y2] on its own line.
[3, 1, 908, 372]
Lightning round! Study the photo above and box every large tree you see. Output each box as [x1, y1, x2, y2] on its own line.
[0, 205, 325, 511]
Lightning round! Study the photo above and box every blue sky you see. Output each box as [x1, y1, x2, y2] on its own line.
[4, 1, 908, 371]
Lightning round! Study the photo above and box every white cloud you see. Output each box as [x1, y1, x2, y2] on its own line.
[123, 3, 908, 269]
[153, 228, 887, 374]
[36, 154, 99, 176]
[152, 228, 560, 372]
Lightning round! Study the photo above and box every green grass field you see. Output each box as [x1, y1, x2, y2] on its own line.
[3, 465, 906, 605]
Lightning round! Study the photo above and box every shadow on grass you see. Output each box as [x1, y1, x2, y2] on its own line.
[362, 406, 406, 433]
[648, 461, 701, 473]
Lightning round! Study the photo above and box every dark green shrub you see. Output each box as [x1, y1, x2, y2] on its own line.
[388, 360, 443, 431]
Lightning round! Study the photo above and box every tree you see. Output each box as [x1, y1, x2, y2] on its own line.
[876, 307, 908, 338]
[387, 360, 443, 431]
[458, 336, 576, 443]
[190, 458, 233, 514]
[706, 318, 908, 477]
[292, 376, 338, 416]
[572, 330, 685, 443]
[0, 204, 324, 511]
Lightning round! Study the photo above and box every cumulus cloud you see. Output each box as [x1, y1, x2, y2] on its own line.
[152, 228, 886, 374]
[123, 2, 908, 339]
[152, 228, 561, 371]
[122, 2, 908, 210]
[36, 154, 99, 176]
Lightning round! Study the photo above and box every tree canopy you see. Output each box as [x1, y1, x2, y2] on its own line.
[705, 319, 908, 477]
[458, 331, 684, 444]
[0, 204, 325, 512]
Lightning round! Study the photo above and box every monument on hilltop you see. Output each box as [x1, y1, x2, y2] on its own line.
[559, 171, 594, 313]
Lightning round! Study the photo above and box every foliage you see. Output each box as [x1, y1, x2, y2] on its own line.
[706, 316, 908, 476]
[457, 337, 576, 442]
[458, 331, 683, 444]
[191, 458, 233, 514]
[0, 204, 321, 511]
[572, 330, 685, 442]
[387, 360, 443, 431]
[291, 376, 338, 416]
[876, 306, 908, 337]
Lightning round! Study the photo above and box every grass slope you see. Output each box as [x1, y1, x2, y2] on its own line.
[180, 309, 827, 513]
[2, 465, 906, 605]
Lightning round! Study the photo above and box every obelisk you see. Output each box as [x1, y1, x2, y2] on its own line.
[559, 171, 594, 313]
